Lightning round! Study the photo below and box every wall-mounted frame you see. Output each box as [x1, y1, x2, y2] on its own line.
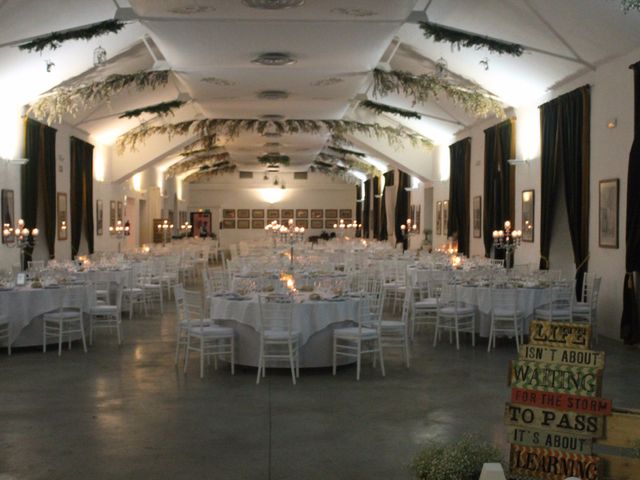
[237, 209, 250, 219]
[1, 189, 15, 243]
[267, 209, 279, 219]
[473, 196, 482, 239]
[251, 219, 265, 229]
[109, 200, 116, 231]
[310, 219, 323, 229]
[237, 219, 250, 229]
[191, 212, 212, 237]
[296, 219, 309, 229]
[57, 192, 68, 241]
[96, 199, 103, 236]
[339, 209, 352, 219]
[325, 209, 338, 219]
[281, 209, 294, 220]
[435, 201, 442, 235]
[325, 220, 336, 229]
[222, 209, 236, 219]
[442, 200, 449, 237]
[221, 219, 235, 229]
[296, 209, 308, 219]
[311, 209, 323, 219]
[252, 209, 264, 219]
[521, 190, 535, 243]
[599, 179, 619, 248]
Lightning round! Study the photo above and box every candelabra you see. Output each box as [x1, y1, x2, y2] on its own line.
[400, 218, 418, 251]
[492, 220, 522, 268]
[264, 220, 282, 248]
[279, 219, 305, 270]
[2, 219, 39, 271]
[180, 222, 192, 238]
[156, 219, 173, 247]
[109, 219, 129, 253]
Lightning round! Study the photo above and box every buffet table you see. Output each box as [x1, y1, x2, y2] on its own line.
[209, 293, 362, 368]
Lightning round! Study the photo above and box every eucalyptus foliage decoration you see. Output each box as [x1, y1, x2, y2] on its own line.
[116, 118, 434, 153]
[164, 152, 231, 178]
[358, 100, 422, 120]
[185, 163, 237, 182]
[621, 0, 640, 11]
[317, 153, 377, 177]
[420, 21, 524, 56]
[258, 154, 290, 166]
[372, 68, 504, 118]
[29, 70, 171, 125]
[119, 100, 186, 119]
[18, 19, 125, 53]
[327, 145, 366, 158]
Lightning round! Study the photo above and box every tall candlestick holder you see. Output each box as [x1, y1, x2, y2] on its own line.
[492, 220, 522, 269]
[156, 219, 173, 247]
[109, 220, 129, 253]
[400, 218, 418, 251]
[279, 219, 305, 271]
[3, 219, 39, 271]
[264, 220, 282, 248]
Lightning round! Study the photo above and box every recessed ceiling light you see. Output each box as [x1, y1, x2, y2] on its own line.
[242, 0, 304, 9]
[330, 7, 377, 17]
[258, 90, 289, 100]
[168, 5, 216, 14]
[252, 53, 297, 66]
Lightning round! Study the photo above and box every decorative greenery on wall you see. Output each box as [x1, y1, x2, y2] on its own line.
[358, 99, 422, 120]
[29, 70, 171, 125]
[116, 118, 434, 153]
[18, 19, 125, 53]
[419, 21, 524, 56]
[372, 68, 504, 118]
[164, 152, 230, 178]
[119, 100, 186, 119]
[622, 0, 640, 11]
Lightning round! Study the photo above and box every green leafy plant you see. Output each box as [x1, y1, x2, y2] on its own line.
[18, 19, 125, 53]
[359, 100, 422, 120]
[420, 21, 523, 56]
[258, 154, 290, 166]
[119, 100, 185, 119]
[622, 0, 640, 12]
[411, 434, 503, 480]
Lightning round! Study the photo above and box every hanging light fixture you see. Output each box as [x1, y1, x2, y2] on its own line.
[93, 46, 107, 67]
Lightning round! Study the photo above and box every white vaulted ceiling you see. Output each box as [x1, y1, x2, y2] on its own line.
[1, 0, 639, 181]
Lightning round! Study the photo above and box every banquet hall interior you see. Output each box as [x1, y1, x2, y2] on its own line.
[1, 1, 640, 479]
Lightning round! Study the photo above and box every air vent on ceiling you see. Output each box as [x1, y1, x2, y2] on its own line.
[239, 171, 254, 179]
[252, 53, 297, 66]
[242, 0, 304, 9]
[379, 37, 401, 65]
[294, 172, 308, 180]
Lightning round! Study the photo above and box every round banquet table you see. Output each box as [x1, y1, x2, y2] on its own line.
[209, 293, 362, 368]
[72, 268, 130, 284]
[1, 284, 88, 347]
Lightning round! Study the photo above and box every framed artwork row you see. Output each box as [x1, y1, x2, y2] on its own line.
[220, 208, 354, 228]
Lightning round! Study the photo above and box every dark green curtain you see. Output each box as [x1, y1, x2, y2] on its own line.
[621, 62, 640, 345]
[373, 176, 380, 239]
[395, 171, 411, 250]
[449, 138, 471, 256]
[363, 179, 371, 238]
[380, 171, 394, 241]
[23, 118, 56, 265]
[539, 86, 591, 296]
[70, 137, 94, 258]
[483, 120, 515, 257]
[355, 185, 362, 237]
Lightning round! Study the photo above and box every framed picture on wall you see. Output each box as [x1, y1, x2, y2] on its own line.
[296, 219, 308, 229]
[281, 209, 294, 220]
[521, 190, 535, 242]
[296, 209, 308, 219]
[325, 209, 338, 219]
[311, 209, 323, 219]
[436, 201, 442, 235]
[252, 219, 265, 229]
[221, 219, 235, 229]
[599, 179, 619, 248]
[117, 201, 123, 222]
[223, 209, 236, 219]
[442, 201, 449, 237]
[237, 219, 250, 229]
[237, 209, 250, 219]
[325, 220, 337, 229]
[96, 199, 103, 236]
[57, 193, 68, 241]
[109, 201, 116, 231]
[1, 189, 15, 243]
[191, 211, 212, 237]
[267, 209, 279, 219]
[310, 219, 323, 229]
[252, 209, 264, 219]
[339, 209, 352, 219]
[473, 196, 482, 238]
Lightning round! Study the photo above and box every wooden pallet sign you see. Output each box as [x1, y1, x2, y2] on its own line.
[509, 360, 603, 397]
[529, 320, 591, 349]
[507, 426, 592, 454]
[504, 403, 605, 438]
[511, 388, 613, 416]
[509, 444, 600, 480]
[520, 344, 605, 369]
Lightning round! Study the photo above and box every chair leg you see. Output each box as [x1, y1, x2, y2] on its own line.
[332, 336, 337, 376]
[174, 328, 182, 365]
[378, 337, 385, 377]
[404, 330, 410, 368]
[200, 338, 204, 379]
[288, 341, 296, 385]
[433, 317, 440, 347]
[230, 338, 235, 375]
[471, 316, 476, 347]
[256, 339, 264, 384]
[80, 320, 87, 353]
[356, 339, 361, 381]
[43, 321, 47, 353]
[116, 318, 122, 345]
[58, 323, 63, 356]
[487, 317, 494, 352]
[184, 335, 191, 373]
[455, 320, 460, 350]
[90, 317, 94, 346]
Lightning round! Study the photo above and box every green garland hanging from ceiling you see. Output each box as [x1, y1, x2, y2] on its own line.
[358, 100, 422, 120]
[258, 154, 290, 166]
[419, 21, 524, 56]
[371, 68, 504, 118]
[119, 100, 186, 119]
[29, 70, 171, 125]
[327, 146, 366, 158]
[164, 152, 231, 178]
[18, 19, 126, 53]
[185, 163, 237, 182]
[621, 0, 640, 11]
[116, 118, 434, 153]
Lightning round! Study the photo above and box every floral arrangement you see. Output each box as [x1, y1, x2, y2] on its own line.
[419, 21, 524, 56]
[18, 19, 125, 53]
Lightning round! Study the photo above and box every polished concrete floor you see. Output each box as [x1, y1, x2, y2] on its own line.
[1, 302, 639, 480]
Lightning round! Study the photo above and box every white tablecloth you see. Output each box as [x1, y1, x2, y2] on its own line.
[209, 294, 361, 367]
[1, 284, 88, 347]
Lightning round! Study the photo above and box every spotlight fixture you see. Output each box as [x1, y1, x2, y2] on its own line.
[242, 0, 304, 9]
[252, 52, 297, 66]
[258, 90, 289, 100]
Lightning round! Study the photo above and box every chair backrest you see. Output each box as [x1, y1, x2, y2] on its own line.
[28, 260, 45, 271]
[60, 286, 86, 314]
[174, 284, 185, 321]
[491, 286, 519, 316]
[258, 293, 294, 334]
[585, 276, 602, 308]
[112, 282, 124, 310]
[182, 287, 206, 330]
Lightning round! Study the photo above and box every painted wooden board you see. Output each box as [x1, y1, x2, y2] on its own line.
[519, 344, 605, 369]
[509, 360, 602, 397]
[504, 403, 605, 438]
[529, 320, 591, 349]
[506, 426, 592, 454]
[509, 444, 600, 480]
[511, 388, 612, 415]
[595, 409, 640, 480]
